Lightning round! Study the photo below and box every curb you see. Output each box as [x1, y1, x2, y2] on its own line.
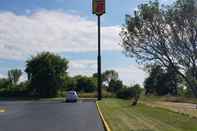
[96, 101, 112, 131]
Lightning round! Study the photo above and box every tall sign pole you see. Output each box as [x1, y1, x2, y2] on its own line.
[92, 0, 105, 100]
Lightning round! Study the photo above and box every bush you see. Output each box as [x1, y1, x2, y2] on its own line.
[0, 78, 10, 91]
[79, 89, 113, 98]
[108, 79, 123, 93]
[116, 88, 134, 99]
[116, 84, 142, 105]
[75, 76, 97, 93]
[0, 80, 32, 97]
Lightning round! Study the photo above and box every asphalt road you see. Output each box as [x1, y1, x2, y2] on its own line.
[0, 100, 104, 131]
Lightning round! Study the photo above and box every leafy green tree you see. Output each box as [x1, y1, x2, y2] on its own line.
[120, 0, 197, 97]
[108, 79, 123, 93]
[63, 76, 77, 91]
[103, 70, 119, 83]
[144, 65, 182, 96]
[0, 78, 9, 91]
[75, 75, 97, 93]
[144, 65, 164, 95]
[102, 70, 119, 88]
[116, 87, 134, 99]
[116, 84, 142, 106]
[8, 69, 22, 86]
[25, 52, 69, 97]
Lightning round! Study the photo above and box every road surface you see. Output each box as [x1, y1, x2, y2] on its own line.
[0, 100, 104, 131]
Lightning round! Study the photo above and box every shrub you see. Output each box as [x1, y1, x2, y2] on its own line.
[75, 76, 97, 93]
[116, 88, 134, 99]
[116, 84, 142, 106]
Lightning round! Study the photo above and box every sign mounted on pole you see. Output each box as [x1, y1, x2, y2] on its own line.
[92, 0, 105, 100]
[92, 0, 105, 16]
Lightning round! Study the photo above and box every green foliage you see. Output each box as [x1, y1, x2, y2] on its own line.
[108, 79, 123, 93]
[144, 65, 164, 95]
[144, 65, 182, 96]
[0, 80, 31, 97]
[62, 76, 77, 91]
[120, 0, 197, 97]
[93, 70, 123, 94]
[116, 84, 142, 100]
[102, 70, 119, 86]
[0, 78, 10, 91]
[25, 52, 69, 97]
[74, 75, 97, 93]
[0, 71, 31, 97]
[116, 88, 133, 99]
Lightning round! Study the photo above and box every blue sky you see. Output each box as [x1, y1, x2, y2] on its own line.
[0, 0, 173, 85]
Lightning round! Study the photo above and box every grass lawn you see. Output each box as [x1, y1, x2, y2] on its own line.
[97, 98, 197, 131]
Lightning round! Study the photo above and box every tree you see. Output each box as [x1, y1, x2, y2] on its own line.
[116, 87, 134, 99]
[116, 84, 142, 106]
[0, 78, 9, 90]
[102, 70, 119, 86]
[108, 79, 123, 93]
[25, 52, 69, 97]
[144, 65, 181, 96]
[63, 76, 77, 91]
[8, 69, 22, 86]
[120, 0, 197, 97]
[144, 65, 164, 95]
[75, 75, 97, 93]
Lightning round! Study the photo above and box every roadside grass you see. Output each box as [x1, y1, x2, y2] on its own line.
[97, 98, 197, 131]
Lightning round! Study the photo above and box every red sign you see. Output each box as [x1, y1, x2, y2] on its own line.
[93, 0, 105, 15]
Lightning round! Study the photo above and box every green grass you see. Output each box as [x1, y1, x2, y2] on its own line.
[97, 98, 197, 131]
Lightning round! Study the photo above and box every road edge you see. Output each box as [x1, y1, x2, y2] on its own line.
[96, 101, 112, 131]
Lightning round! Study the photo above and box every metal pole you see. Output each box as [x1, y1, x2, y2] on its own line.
[97, 15, 102, 100]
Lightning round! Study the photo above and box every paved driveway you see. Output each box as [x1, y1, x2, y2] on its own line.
[0, 100, 104, 131]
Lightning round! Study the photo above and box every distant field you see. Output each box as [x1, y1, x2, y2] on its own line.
[97, 98, 197, 131]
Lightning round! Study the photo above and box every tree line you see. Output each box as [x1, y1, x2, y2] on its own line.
[0, 52, 141, 100]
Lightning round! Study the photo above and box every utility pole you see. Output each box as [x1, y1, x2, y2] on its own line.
[97, 15, 101, 100]
[92, 0, 105, 100]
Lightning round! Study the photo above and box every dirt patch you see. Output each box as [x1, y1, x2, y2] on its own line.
[142, 101, 197, 118]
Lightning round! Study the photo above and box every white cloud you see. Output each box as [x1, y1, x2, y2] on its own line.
[0, 73, 6, 78]
[159, 0, 176, 5]
[19, 72, 28, 82]
[0, 10, 120, 60]
[114, 65, 147, 86]
[69, 60, 97, 76]
[68, 59, 147, 85]
[0, 10, 147, 84]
